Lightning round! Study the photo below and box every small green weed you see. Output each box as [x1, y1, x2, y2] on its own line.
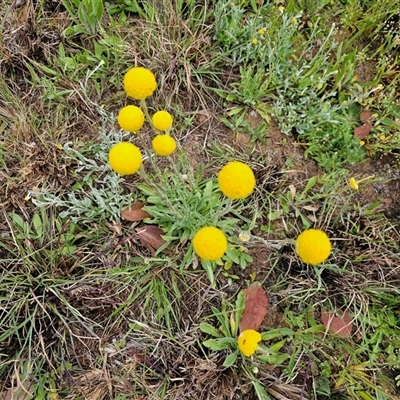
[212, 0, 383, 169]
[61, 0, 104, 36]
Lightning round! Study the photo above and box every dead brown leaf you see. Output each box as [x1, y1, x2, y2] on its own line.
[360, 109, 372, 122]
[239, 283, 268, 333]
[121, 202, 152, 222]
[321, 308, 353, 338]
[354, 122, 372, 139]
[354, 109, 373, 139]
[136, 225, 166, 255]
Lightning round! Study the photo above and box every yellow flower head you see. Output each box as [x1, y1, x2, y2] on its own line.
[152, 110, 173, 131]
[238, 329, 262, 357]
[108, 142, 142, 175]
[192, 226, 227, 261]
[296, 229, 331, 266]
[380, 134, 386, 141]
[117, 105, 145, 132]
[349, 177, 358, 191]
[257, 29, 266, 35]
[123, 67, 157, 100]
[152, 134, 177, 156]
[218, 161, 256, 199]
[252, 38, 258, 44]
[360, 140, 365, 146]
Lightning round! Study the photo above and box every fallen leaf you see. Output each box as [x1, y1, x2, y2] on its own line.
[360, 109, 372, 122]
[321, 308, 353, 338]
[354, 122, 372, 139]
[136, 225, 166, 255]
[121, 202, 152, 222]
[239, 283, 268, 333]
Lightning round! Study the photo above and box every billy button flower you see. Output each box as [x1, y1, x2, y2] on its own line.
[123, 67, 157, 100]
[192, 226, 228, 261]
[295, 229, 331, 266]
[152, 134, 177, 156]
[108, 142, 142, 175]
[117, 105, 144, 132]
[218, 161, 256, 199]
[238, 329, 262, 357]
[152, 110, 173, 131]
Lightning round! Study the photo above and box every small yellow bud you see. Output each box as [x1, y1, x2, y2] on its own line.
[360, 141, 365, 146]
[380, 135, 386, 141]
[239, 231, 251, 242]
[349, 178, 359, 191]
[252, 38, 258, 44]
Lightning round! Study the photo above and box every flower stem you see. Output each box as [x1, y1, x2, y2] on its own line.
[140, 99, 155, 131]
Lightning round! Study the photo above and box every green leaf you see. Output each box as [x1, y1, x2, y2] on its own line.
[380, 117, 396, 127]
[136, 183, 156, 196]
[300, 176, 318, 198]
[226, 247, 240, 264]
[10, 213, 25, 232]
[269, 339, 287, 353]
[223, 351, 238, 367]
[252, 380, 271, 399]
[203, 179, 214, 198]
[199, 322, 221, 338]
[234, 291, 245, 337]
[261, 328, 294, 341]
[202, 338, 236, 351]
[227, 107, 244, 117]
[32, 213, 43, 238]
[202, 260, 215, 287]
[256, 353, 289, 365]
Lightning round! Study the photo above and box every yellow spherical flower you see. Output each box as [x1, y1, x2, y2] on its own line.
[108, 142, 142, 175]
[152, 110, 173, 131]
[238, 329, 262, 357]
[295, 229, 332, 266]
[152, 134, 177, 156]
[123, 67, 157, 100]
[117, 105, 144, 132]
[192, 226, 227, 261]
[218, 161, 256, 199]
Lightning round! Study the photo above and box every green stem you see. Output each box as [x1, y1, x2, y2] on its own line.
[140, 99, 155, 131]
